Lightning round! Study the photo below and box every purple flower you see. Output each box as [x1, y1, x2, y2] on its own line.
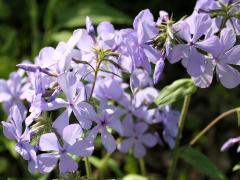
[86, 16, 95, 38]
[87, 108, 123, 153]
[169, 13, 219, 76]
[130, 68, 152, 93]
[2, 106, 37, 173]
[153, 57, 165, 84]
[193, 28, 240, 88]
[38, 124, 93, 174]
[42, 72, 94, 133]
[0, 72, 27, 116]
[36, 30, 82, 74]
[118, 9, 162, 74]
[221, 136, 240, 152]
[118, 115, 156, 158]
[94, 77, 125, 102]
[157, 10, 170, 25]
[133, 87, 158, 108]
[146, 106, 180, 149]
[195, 0, 240, 33]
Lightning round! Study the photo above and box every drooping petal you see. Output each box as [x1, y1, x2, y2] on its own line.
[101, 128, 116, 153]
[140, 133, 157, 147]
[59, 153, 78, 174]
[133, 141, 146, 158]
[53, 109, 71, 135]
[216, 64, 240, 88]
[39, 133, 61, 151]
[117, 138, 134, 153]
[221, 137, 240, 152]
[38, 153, 59, 174]
[63, 124, 83, 146]
[153, 59, 165, 84]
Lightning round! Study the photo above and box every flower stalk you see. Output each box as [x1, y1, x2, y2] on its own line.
[139, 158, 147, 176]
[167, 95, 191, 180]
[190, 107, 240, 146]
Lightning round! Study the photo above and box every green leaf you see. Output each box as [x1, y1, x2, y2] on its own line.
[55, 0, 132, 29]
[233, 162, 240, 172]
[50, 31, 72, 43]
[237, 110, 240, 127]
[107, 158, 124, 177]
[124, 154, 138, 174]
[89, 156, 102, 169]
[89, 155, 123, 177]
[154, 79, 197, 107]
[0, 1, 10, 19]
[122, 174, 147, 180]
[179, 147, 227, 180]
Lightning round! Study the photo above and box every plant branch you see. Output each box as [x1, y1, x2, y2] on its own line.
[167, 95, 191, 180]
[190, 107, 240, 146]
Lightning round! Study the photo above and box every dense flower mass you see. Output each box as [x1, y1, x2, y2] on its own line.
[1, 0, 240, 176]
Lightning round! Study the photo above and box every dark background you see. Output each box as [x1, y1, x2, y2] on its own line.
[0, 0, 240, 179]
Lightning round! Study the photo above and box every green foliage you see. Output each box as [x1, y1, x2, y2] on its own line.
[153, 79, 197, 108]
[89, 155, 124, 177]
[237, 110, 240, 127]
[124, 154, 138, 174]
[179, 147, 227, 180]
[233, 162, 240, 172]
[122, 174, 147, 180]
[54, 0, 132, 29]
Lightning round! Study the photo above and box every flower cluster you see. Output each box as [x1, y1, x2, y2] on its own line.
[1, 0, 240, 175]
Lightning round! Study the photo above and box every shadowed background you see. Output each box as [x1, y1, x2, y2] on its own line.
[0, 0, 240, 179]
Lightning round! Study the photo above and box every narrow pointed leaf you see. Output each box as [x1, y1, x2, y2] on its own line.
[179, 147, 227, 180]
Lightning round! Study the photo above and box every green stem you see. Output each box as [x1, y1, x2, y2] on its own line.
[139, 158, 147, 176]
[28, 0, 39, 59]
[84, 60, 103, 178]
[85, 157, 92, 179]
[88, 60, 102, 101]
[190, 107, 240, 146]
[98, 153, 111, 180]
[167, 96, 191, 180]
